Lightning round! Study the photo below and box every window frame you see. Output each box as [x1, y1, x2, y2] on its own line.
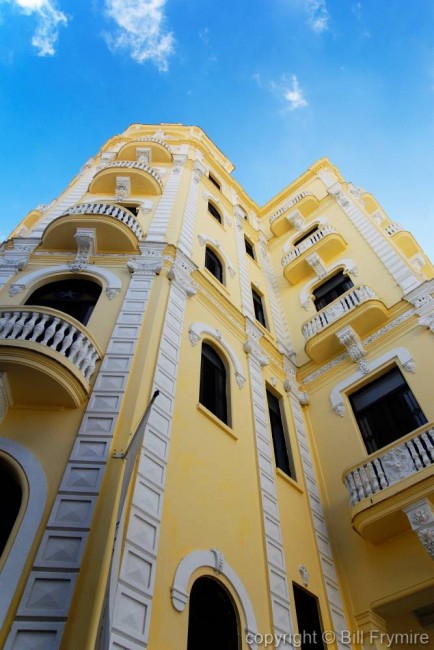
[251, 287, 267, 329]
[204, 247, 224, 284]
[266, 388, 296, 479]
[349, 366, 427, 454]
[244, 238, 255, 260]
[208, 173, 221, 191]
[208, 201, 223, 224]
[199, 342, 230, 425]
[312, 270, 354, 312]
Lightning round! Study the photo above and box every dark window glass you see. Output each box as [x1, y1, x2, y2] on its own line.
[208, 202, 222, 223]
[0, 462, 22, 559]
[350, 367, 427, 454]
[313, 271, 353, 311]
[205, 248, 223, 283]
[118, 203, 140, 217]
[267, 390, 295, 478]
[252, 288, 267, 328]
[293, 226, 319, 247]
[26, 279, 102, 326]
[200, 343, 228, 424]
[208, 174, 221, 191]
[293, 584, 325, 650]
[188, 577, 239, 650]
[245, 239, 255, 259]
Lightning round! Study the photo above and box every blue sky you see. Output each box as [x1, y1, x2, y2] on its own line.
[0, 0, 433, 259]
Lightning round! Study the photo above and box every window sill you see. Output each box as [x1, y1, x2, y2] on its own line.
[203, 268, 231, 296]
[276, 468, 303, 493]
[196, 403, 238, 440]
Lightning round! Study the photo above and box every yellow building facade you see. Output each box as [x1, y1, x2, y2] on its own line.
[0, 123, 433, 650]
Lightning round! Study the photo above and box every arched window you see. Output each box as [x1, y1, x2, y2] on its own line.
[187, 577, 239, 650]
[0, 460, 22, 560]
[313, 270, 353, 312]
[205, 247, 224, 284]
[200, 343, 228, 424]
[25, 278, 102, 326]
[208, 201, 222, 224]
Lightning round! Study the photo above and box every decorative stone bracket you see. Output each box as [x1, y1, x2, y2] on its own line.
[167, 252, 198, 297]
[244, 319, 269, 367]
[127, 245, 164, 276]
[115, 176, 130, 202]
[284, 360, 309, 405]
[405, 279, 434, 334]
[336, 325, 369, 374]
[404, 499, 434, 560]
[68, 228, 96, 272]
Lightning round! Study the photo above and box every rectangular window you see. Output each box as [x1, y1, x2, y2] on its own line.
[349, 367, 427, 453]
[313, 271, 353, 311]
[252, 288, 267, 328]
[293, 584, 325, 650]
[245, 238, 255, 259]
[266, 390, 295, 478]
[208, 173, 221, 191]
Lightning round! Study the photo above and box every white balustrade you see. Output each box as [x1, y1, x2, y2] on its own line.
[385, 222, 403, 235]
[270, 191, 312, 224]
[99, 160, 163, 188]
[0, 309, 100, 382]
[61, 202, 144, 240]
[344, 427, 434, 506]
[302, 285, 377, 339]
[281, 225, 337, 266]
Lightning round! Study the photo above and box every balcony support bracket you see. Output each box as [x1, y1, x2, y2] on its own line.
[404, 499, 434, 560]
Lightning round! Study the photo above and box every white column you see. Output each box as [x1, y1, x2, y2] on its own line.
[4, 245, 164, 650]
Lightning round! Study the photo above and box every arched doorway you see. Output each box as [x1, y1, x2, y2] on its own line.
[187, 576, 239, 650]
[0, 460, 22, 559]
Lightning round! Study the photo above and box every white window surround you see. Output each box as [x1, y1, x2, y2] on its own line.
[7, 264, 122, 300]
[282, 216, 328, 253]
[171, 549, 258, 650]
[299, 257, 358, 309]
[330, 347, 416, 416]
[188, 322, 246, 389]
[0, 438, 47, 630]
[198, 234, 236, 277]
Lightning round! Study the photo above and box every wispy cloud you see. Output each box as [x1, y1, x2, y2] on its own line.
[198, 26, 218, 63]
[306, 0, 330, 33]
[283, 75, 308, 110]
[253, 72, 308, 111]
[104, 0, 174, 72]
[1, 0, 67, 55]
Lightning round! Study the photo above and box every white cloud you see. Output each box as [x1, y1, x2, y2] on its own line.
[3, 0, 67, 56]
[104, 0, 174, 72]
[284, 75, 308, 110]
[306, 0, 329, 33]
[253, 72, 308, 112]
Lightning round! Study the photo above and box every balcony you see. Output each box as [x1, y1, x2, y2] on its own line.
[384, 222, 422, 257]
[88, 161, 163, 196]
[281, 226, 346, 285]
[42, 203, 144, 253]
[270, 192, 320, 237]
[302, 285, 388, 362]
[343, 424, 434, 543]
[0, 307, 101, 407]
[117, 138, 173, 163]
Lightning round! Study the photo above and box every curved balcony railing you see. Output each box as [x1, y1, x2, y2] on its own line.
[270, 191, 312, 224]
[99, 161, 163, 188]
[302, 285, 377, 340]
[61, 202, 144, 240]
[344, 426, 434, 506]
[385, 222, 403, 235]
[281, 225, 337, 266]
[0, 308, 100, 382]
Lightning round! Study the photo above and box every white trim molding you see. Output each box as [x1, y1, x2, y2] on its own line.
[282, 217, 328, 253]
[330, 347, 416, 416]
[299, 258, 359, 310]
[0, 438, 47, 631]
[188, 322, 246, 388]
[198, 234, 236, 277]
[8, 264, 122, 300]
[171, 549, 259, 649]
